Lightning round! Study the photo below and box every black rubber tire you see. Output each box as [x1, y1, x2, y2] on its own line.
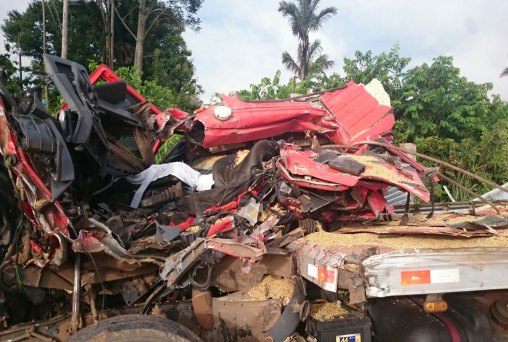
[68, 314, 202, 342]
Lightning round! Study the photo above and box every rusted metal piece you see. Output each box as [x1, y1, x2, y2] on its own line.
[267, 228, 304, 248]
[160, 238, 207, 287]
[118, 275, 154, 306]
[337, 268, 366, 304]
[0, 315, 70, 342]
[207, 237, 266, 260]
[192, 289, 214, 330]
[213, 291, 282, 342]
[211, 254, 293, 293]
[86, 285, 98, 324]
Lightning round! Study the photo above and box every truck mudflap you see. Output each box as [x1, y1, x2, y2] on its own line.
[364, 247, 508, 297]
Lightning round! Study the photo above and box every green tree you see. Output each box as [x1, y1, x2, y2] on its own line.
[2, 0, 203, 111]
[2, 1, 104, 66]
[279, 0, 337, 80]
[144, 28, 202, 111]
[115, 0, 202, 75]
[396, 56, 494, 142]
[0, 53, 22, 93]
[342, 44, 410, 103]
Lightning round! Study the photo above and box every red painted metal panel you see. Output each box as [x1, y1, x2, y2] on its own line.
[196, 81, 396, 148]
[200, 119, 330, 148]
[277, 146, 430, 202]
[320, 81, 394, 144]
[280, 149, 359, 187]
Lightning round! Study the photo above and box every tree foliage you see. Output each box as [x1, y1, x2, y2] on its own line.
[1, 0, 203, 111]
[343, 44, 410, 103]
[119, 0, 202, 75]
[2, 1, 104, 65]
[396, 56, 495, 142]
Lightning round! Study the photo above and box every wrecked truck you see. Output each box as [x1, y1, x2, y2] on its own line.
[0, 54, 507, 341]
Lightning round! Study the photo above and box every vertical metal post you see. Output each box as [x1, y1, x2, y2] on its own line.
[71, 254, 81, 332]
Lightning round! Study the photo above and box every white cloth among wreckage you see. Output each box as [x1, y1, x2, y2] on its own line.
[127, 162, 214, 208]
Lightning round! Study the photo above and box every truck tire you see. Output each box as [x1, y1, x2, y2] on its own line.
[68, 314, 202, 342]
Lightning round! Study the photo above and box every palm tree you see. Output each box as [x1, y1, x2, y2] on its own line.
[279, 0, 337, 80]
[281, 39, 334, 79]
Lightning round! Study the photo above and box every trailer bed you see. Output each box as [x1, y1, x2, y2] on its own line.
[289, 204, 508, 299]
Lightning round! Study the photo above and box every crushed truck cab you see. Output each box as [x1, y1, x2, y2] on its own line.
[0, 55, 507, 341]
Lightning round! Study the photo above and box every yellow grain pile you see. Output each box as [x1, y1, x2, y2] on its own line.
[191, 155, 225, 170]
[303, 231, 508, 250]
[414, 214, 489, 226]
[310, 302, 349, 321]
[187, 225, 201, 233]
[234, 150, 250, 166]
[344, 155, 414, 185]
[247, 275, 294, 305]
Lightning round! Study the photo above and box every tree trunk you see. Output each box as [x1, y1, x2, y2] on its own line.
[299, 35, 309, 80]
[134, 0, 148, 76]
[109, 0, 114, 68]
[105, 33, 112, 66]
[42, 0, 49, 105]
[97, 0, 114, 67]
[61, 0, 69, 59]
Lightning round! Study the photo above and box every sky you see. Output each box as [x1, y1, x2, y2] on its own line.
[2, 0, 508, 101]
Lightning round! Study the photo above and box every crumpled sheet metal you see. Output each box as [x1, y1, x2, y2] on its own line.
[194, 95, 333, 148]
[160, 237, 267, 288]
[207, 236, 266, 260]
[192, 80, 394, 149]
[320, 81, 394, 144]
[72, 218, 137, 264]
[278, 146, 430, 202]
[280, 148, 358, 187]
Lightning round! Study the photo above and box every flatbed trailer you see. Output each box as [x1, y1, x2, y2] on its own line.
[288, 204, 508, 340]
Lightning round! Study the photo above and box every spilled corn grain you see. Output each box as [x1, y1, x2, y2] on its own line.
[310, 302, 349, 321]
[247, 275, 293, 305]
[303, 231, 508, 250]
[345, 155, 414, 185]
[187, 225, 201, 233]
[234, 150, 250, 166]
